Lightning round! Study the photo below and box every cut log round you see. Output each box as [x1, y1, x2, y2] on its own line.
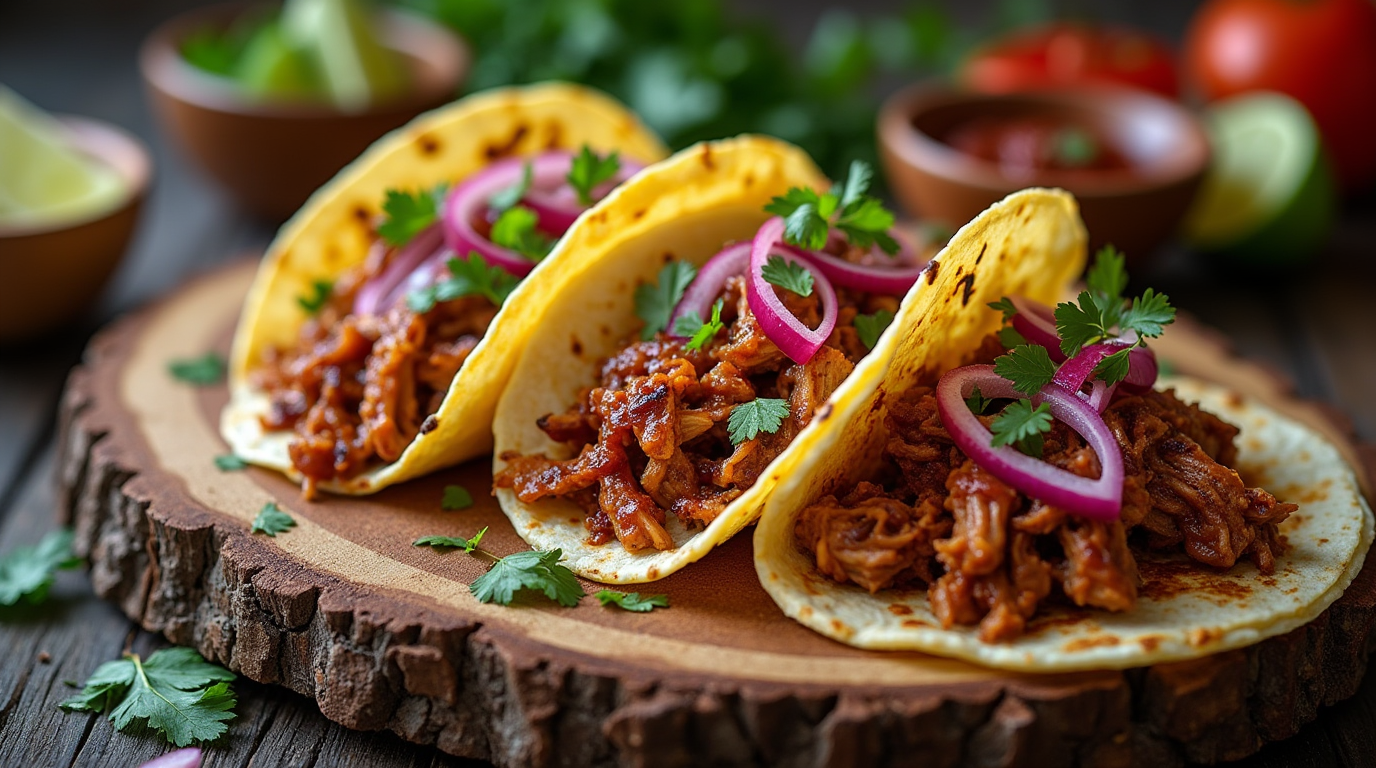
[57, 260, 1376, 768]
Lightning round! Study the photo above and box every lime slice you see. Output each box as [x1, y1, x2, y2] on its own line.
[280, 0, 407, 111]
[0, 86, 126, 229]
[235, 21, 321, 100]
[1183, 92, 1336, 266]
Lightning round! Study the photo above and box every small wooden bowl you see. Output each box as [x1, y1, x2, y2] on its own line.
[140, 2, 468, 221]
[0, 117, 151, 343]
[879, 83, 1210, 264]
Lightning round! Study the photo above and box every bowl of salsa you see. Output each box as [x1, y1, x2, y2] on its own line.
[878, 84, 1209, 263]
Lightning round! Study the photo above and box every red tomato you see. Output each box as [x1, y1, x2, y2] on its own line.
[960, 24, 1180, 99]
[1185, 0, 1376, 190]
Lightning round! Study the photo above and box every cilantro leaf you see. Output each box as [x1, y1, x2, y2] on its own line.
[168, 353, 225, 386]
[836, 159, 873, 210]
[214, 455, 247, 471]
[1054, 291, 1113, 358]
[595, 590, 669, 612]
[766, 161, 898, 255]
[470, 548, 585, 607]
[377, 186, 445, 248]
[296, 279, 333, 315]
[993, 344, 1058, 397]
[0, 529, 81, 607]
[414, 526, 488, 553]
[1092, 347, 1134, 385]
[1119, 288, 1176, 339]
[410, 253, 521, 313]
[566, 145, 621, 206]
[990, 400, 1054, 458]
[488, 160, 532, 215]
[1086, 245, 1128, 302]
[490, 205, 554, 261]
[760, 255, 814, 297]
[250, 503, 295, 537]
[727, 398, 790, 445]
[634, 261, 698, 340]
[989, 296, 1018, 322]
[835, 197, 898, 255]
[964, 385, 991, 416]
[781, 201, 830, 251]
[998, 326, 1027, 349]
[61, 648, 237, 747]
[854, 309, 894, 351]
[674, 299, 725, 352]
[441, 485, 473, 511]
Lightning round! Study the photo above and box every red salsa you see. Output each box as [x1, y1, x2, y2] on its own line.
[942, 116, 1131, 178]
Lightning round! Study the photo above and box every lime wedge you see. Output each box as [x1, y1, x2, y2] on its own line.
[280, 0, 407, 111]
[1183, 92, 1336, 266]
[236, 21, 321, 101]
[0, 86, 126, 229]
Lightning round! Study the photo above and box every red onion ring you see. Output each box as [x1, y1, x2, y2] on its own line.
[780, 229, 926, 295]
[137, 748, 202, 768]
[1053, 340, 1159, 400]
[748, 217, 838, 365]
[1009, 296, 1065, 362]
[935, 365, 1124, 521]
[353, 224, 444, 316]
[522, 156, 646, 234]
[668, 242, 751, 336]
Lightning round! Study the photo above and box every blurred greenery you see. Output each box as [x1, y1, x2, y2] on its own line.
[390, 0, 1043, 179]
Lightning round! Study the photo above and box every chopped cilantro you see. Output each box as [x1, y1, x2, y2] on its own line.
[377, 185, 446, 247]
[441, 485, 473, 511]
[470, 548, 585, 607]
[1051, 247, 1175, 383]
[727, 398, 790, 445]
[250, 503, 295, 537]
[854, 309, 894, 351]
[634, 261, 697, 340]
[595, 590, 669, 612]
[1087, 245, 1128, 301]
[60, 647, 237, 747]
[168, 353, 225, 386]
[488, 160, 532, 215]
[0, 529, 81, 607]
[990, 400, 1053, 458]
[997, 326, 1027, 349]
[296, 279, 332, 315]
[760, 255, 814, 297]
[566, 145, 621, 206]
[964, 385, 990, 416]
[992, 344, 1058, 397]
[765, 160, 899, 255]
[988, 296, 1018, 322]
[674, 299, 725, 352]
[414, 526, 487, 553]
[408, 253, 521, 313]
[213, 455, 247, 472]
[490, 205, 555, 261]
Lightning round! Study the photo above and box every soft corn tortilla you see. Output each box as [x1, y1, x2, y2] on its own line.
[222, 83, 668, 494]
[753, 193, 1374, 672]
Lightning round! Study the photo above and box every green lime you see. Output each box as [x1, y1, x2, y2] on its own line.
[1183, 92, 1336, 266]
[235, 21, 321, 100]
[0, 86, 125, 228]
[281, 0, 408, 111]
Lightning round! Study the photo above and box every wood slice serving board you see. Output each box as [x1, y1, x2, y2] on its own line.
[58, 261, 1376, 768]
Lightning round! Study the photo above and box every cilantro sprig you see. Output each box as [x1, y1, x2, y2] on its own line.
[378, 184, 447, 247]
[168, 353, 225, 386]
[760, 255, 814, 297]
[0, 529, 81, 607]
[296, 279, 333, 315]
[595, 590, 669, 612]
[490, 205, 555, 261]
[250, 502, 295, 537]
[727, 398, 790, 445]
[673, 298, 725, 352]
[412, 530, 586, 608]
[567, 145, 621, 206]
[441, 485, 474, 511]
[854, 309, 894, 351]
[989, 400, 1054, 459]
[214, 455, 247, 472]
[488, 160, 532, 215]
[60, 647, 237, 747]
[408, 253, 521, 313]
[635, 261, 697, 340]
[764, 160, 899, 255]
[1052, 246, 1176, 384]
[415, 526, 487, 552]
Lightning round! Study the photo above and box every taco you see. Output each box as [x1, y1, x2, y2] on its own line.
[754, 189, 1373, 671]
[222, 83, 668, 496]
[492, 136, 946, 583]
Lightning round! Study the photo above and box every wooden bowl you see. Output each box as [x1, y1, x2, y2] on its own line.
[0, 117, 151, 343]
[878, 83, 1210, 264]
[140, 2, 468, 221]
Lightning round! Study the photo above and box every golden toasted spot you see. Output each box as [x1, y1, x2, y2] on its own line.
[647, 567, 660, 579]
[544, 120, 565, 149]
[417, 134, 441, 156]
[662, 251, 675, 263]
[901, 619, 930, 628]
[1063, 634, 1121, 652]
[829, 619, 852, 637]
[353, 205, 371, 224]
[743, 173, 755, 188]
[1187, 627, 1223, 648]
[568, 517, 580, 525]
[799, 605, 813, 618]
[633, 208, 647, 220]
[923, 260, 939, 284]
[1138, 635, 1164, 652]
[571, 335, 584, 356]
[484, 123, 530, 159]
[701, 145, 715, 170]
[888, 604, 913, 616]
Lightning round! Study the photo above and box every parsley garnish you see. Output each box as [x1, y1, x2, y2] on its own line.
[296, 279, 333, 315]
[471, 549, 585, 607]
[377, 185, 446, 247]
[250, 502, 295, 537]
[727, 398, 790, 445]
[414, 526, 487, 552]
[168, 353, 225, 386]
[0, 529, 80, 607]
[634, 261, 698, 340]
[673, 298, 725, 352]
[854, 309, 894, 351]
[408, 253, 521, 313]
[992, 344, 1057, 397]
[566, 145, 621, 206]
[441, 485, 474, 511]
[964, 385, 991, 416]
[1052, 246, 1175, 384]
[60, 647, 237, 747]
[214, 455, 247, 471]
[760, 255, 814, 297]
[490, 205, 554, 261]
[764, 160, 899, 255]
[988, 296, 1018, 322]
[989, 400, 1054, 458]
[595, 590, 669, 612]
[488, 160, 532, 215]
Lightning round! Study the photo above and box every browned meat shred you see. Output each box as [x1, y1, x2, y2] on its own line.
[794, 352, 1297, 642]
[254, 249, 499, 496]
[496, 274, 898, 552]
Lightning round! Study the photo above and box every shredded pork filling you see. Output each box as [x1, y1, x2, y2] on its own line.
[253, 251, 498, 495]
[795, 361, 1297, 642]
[496, 275, 897, 552]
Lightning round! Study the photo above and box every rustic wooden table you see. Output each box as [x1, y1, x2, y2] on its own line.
[2, 0, 1373, 766]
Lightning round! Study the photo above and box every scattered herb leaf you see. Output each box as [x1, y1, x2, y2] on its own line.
[990, 400, 1054, 458]
[441, 485, 473, 511]
[414, 526, 488, 553]
[760, 255, 814, 297]
[296, 279, 333, 315]
[854, 309, 894, 350]
[566, 145, 621, 206]
[214, 455, 247, 472]
[727, 398, 790, 445]
[487, 160, 532, 215]
[765, 160, 898, 255]
[964, 385, 990, 416]
[988, 296, 1018, 322]
[595, 590, 669, 612]
[490, 205, 554, 261]
[1086, 245, 1128, 301]
[992, 344, 1058, 397]
[674, 299, 725, 352]
[250, 503, 295, 537]
[0, 529, 80, 607]
[409, 253, 521, 313]
[168, 353, 225, 386]
[997, 326, 1027, 349]
[634, 261, 697, 340]
[470, 548, 585, 607]
[377, 185, 445, 248]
